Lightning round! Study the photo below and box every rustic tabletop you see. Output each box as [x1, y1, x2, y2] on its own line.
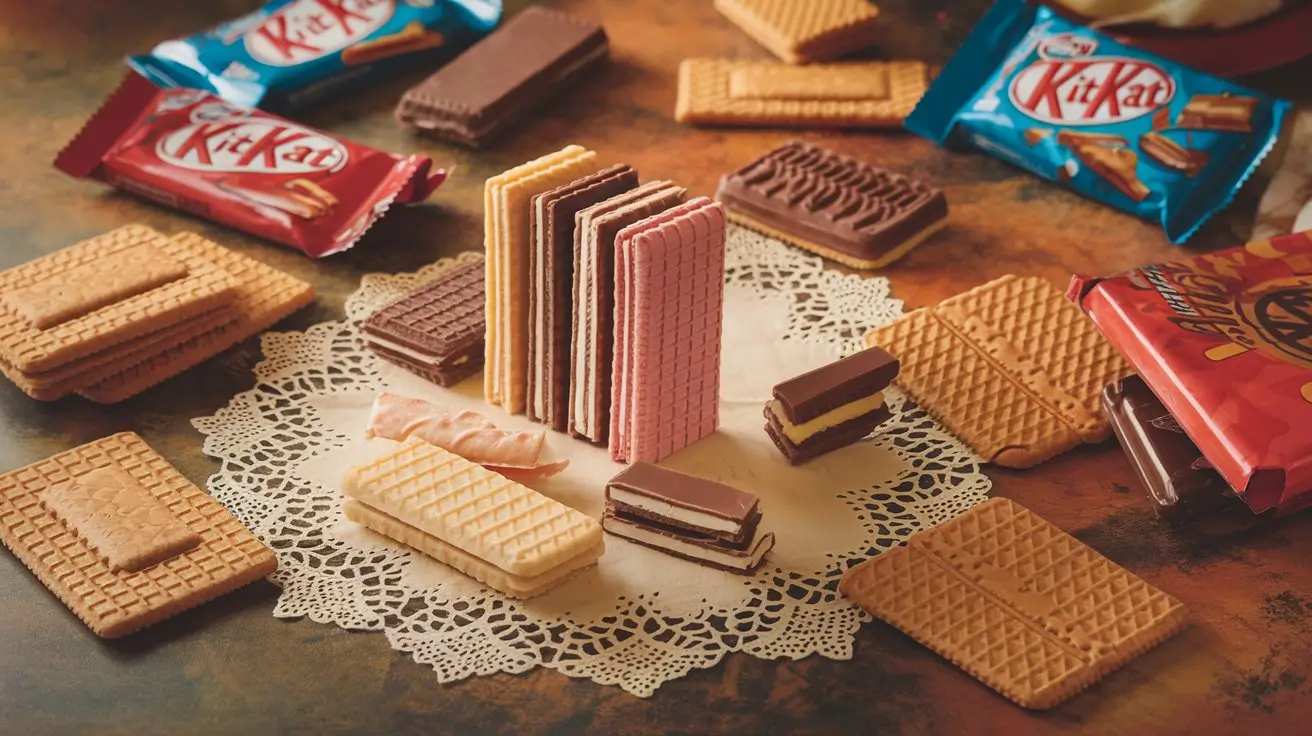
[2, 1, 1310, 734]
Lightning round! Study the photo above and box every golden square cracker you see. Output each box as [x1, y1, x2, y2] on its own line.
[865, 275, 1131, 468]
[714, 0, 880, 64]
[0, 305, 238, 401]
[675, 59, 927, 128]
[343, 438, 603, 597]
[0, 432, 276, 638]
[0, 225, 237, 374]
[75, 233, 315, 404]
[484, 146, 599, 414]
[840, 498, 1188, 709]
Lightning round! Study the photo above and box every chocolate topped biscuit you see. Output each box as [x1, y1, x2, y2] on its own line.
[716, 141, 948, 270]
[765, 345, 898, 464]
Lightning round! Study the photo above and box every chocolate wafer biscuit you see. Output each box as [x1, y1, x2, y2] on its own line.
[714, 0, 880, 64]
[1139, 132, 1209, 177]
[840, 497, 1188, 709]
[364, 258, 485, 388]
[343, 438, 603, 598]
[1057, 131, 1150, 202]
[76, 233, 315, 404]
[865, 275, 1131, 468]
[1176, 94, 1258, 133]
[485, 146, 600, 415]
[675, 59, 929, 128]
[0, 432, 276, 638]
[569, 181, 687, 444]
[717, 141, 948, 269]
[0, 225, 237, 374]
[528, 165, 639, 429]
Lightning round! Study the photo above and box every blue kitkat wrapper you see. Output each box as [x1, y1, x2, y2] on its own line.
[905, 0, 1290, 243]
[129, 0, 502, 111]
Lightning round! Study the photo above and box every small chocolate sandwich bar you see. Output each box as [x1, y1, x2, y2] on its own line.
[395, 7, 609, 147]
[363, 258, 485, 388]
[765, 346, 899, 464]
[602, 463, 775, 574]
[1176, 94, 1259, 133]
[1056, 130, 1149, 202]
[1103, 375, 1238, 523]
[716, 141, 948, 270]
[1138, 132, 1209, 177]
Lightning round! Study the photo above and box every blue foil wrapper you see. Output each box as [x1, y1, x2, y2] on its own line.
[129, 0, 502, 110]
[906, 0, 1290, 243]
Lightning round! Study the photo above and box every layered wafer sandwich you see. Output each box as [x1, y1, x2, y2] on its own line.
[765, 345, 899, 464]
[601, 463, 774, 574]
[343, 438, 603, 599]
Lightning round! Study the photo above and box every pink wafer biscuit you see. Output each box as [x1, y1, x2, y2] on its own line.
[610, 197, 726, 463]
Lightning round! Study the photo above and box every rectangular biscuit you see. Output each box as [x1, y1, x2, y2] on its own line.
[0, 225, 237, 373]
[675, 59, 928, 128]
[0, 432, 276, 638]
[343, 438, 603, 580]
[865, 275, 1131, 468]
[75, 233, 315, 404]
[840, 498, 1188, 709]
[713, 0, 880, 64]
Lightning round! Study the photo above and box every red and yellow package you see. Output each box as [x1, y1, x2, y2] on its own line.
[1070, 232, 1312, 515]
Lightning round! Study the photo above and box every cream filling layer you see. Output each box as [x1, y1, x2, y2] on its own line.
[368, 336, 439, 366]
[768, 392, 886, 445]
[608, 488, 741, 534]
[571, 212, 598, 436]
[602, 515, 773, 570]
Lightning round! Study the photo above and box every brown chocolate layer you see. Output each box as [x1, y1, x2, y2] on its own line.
[606, 462, 759, 526]
[714, 140, 947, 263]
[765, 402, 891, 465]
[772, 345, 898, 425]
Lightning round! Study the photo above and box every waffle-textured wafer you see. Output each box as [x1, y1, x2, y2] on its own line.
[343, 500, 601, 599]
[611, 197, 727, 463]
[528, 165, 639, 429]
[717, 140, 948, 269]
[76, 233, 315, 404]
[0, 432, 276, 638]
[675, 59, 929, 128]
[713, 0, 880, 64]
[363, 258, 485, 388]
[865, 275, 1131, 468]
[0, 305, 238, 401]
[343, 438, 603, 594]
[840, 498, 1188, 709]
[485, 146, 599, 415]
[0, 225, 237, 373]
[569, 181, 686, 444]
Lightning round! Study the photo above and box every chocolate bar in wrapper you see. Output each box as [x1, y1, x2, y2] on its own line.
[1071, 232, 1312, 516]
[905, 0, 1290, 244]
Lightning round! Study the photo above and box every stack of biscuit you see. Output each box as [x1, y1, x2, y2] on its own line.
[0, 224, 314, 403]
[484, 146, 727, 464]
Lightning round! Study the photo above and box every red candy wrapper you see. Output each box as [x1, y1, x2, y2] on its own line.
[1070, 232, 1312, 515]
[55, 73, 445, 258]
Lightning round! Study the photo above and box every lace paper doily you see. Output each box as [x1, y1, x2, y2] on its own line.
[192, 229, 992, 696]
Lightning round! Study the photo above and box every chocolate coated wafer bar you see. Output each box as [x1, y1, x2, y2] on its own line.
[1138, 132, 1209, 177]
[606, 463, 761, 546]
[765, 345, 898, 464]
[1176, 94, 1258, 133]
[1103, 375, 1238, 523]
[717, 141, 948, 270]
[395, 7, 608, 148]
[364, 259, 485, 388]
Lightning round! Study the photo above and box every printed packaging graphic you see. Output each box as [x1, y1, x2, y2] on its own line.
[129, 0, 503, 109]
[1071, 232, 1312, 515]
[906, 0, 1290, 243]
[54, 73, 445, 258]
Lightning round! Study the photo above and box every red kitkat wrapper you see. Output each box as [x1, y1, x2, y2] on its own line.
[55, 73, 445, 258]
[1070, 232, 1312, 515]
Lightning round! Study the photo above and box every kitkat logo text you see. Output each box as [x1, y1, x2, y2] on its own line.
[1008, 57, 1175, 126]
[157, 117, 348, 175]
[244, 0, 395, 66]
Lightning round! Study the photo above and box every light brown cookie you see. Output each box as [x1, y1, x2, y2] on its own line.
[714, 0, 880, 64]
[840, 497, 1188, 709]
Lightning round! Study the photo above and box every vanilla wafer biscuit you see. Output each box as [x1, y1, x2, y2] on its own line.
[0, 432, 276, 638]
[675, 59, 929, 128]
[0, 225, 237, 374]
[0, 305, 238, 401]
[343, 438, 603, 597]
[865, 275, 1131, 468]
[484, 146, 599, 415]
[76, 233, 315, 404]
[714, 0, 880, 64]
[840, 498, 1188, 709]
